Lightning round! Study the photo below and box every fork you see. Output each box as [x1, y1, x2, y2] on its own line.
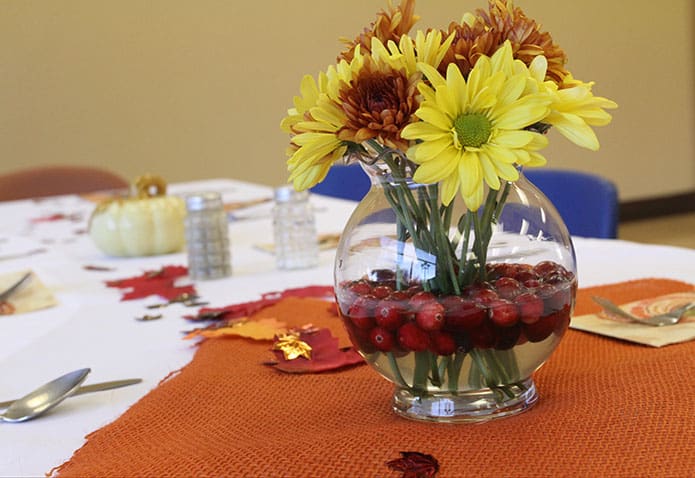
[591, 296, 695, 327]
[0, 272, 32, 302]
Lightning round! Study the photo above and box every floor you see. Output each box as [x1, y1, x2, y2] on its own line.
[618, 212, 695, 249]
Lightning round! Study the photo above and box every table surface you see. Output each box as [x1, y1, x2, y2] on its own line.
[0, 178, 693, 476]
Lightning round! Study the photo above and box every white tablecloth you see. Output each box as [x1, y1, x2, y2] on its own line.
[0, 179, 692, 477]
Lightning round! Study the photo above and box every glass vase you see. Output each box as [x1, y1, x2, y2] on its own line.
[334, 154, 576, 423]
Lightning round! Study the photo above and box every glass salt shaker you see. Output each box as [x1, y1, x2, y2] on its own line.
[184, 192, 232, 280]
[272, 186, 319, 269]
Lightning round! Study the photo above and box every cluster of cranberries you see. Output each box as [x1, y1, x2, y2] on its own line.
[337, 261, 575, 355]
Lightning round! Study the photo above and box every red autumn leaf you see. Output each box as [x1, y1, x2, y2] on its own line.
[106, 265, 194, 301]
[185, 299, 272, 322]
[268, 328, 364, 374]
[106, 265, 188, 288]
[185, 285, 335, 322]
[386, 452, 440, 478]
[122, 284, 196, 301]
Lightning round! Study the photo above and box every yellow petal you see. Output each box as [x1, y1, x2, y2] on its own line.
[458, 151, 481, 196]
[439, 173, 460, 205]
[400, 122, 449, 141]
[491, 130, 536, 148]
[414, 105, 453, 130]
[410, 137, 453, 163]
[549, 112, 600, 150]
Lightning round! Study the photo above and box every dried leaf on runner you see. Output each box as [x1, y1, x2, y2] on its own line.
[268, 328, 364, 373]
[184, 285, 335, 322]
[386, 451, 440, 478]
[184, 317, 286, 341]
[273, 333, 313, 360]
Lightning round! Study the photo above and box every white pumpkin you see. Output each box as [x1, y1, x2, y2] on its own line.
[89, 175, 186, 257]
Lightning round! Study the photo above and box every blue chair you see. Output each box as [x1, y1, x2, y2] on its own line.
[524, 169, 618, 239]
[310, 163, 371, 201]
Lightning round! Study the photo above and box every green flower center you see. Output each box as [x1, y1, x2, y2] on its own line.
[453, 113, 492, 149]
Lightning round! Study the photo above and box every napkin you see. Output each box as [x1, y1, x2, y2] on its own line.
[0, 270, 58, 315]
[571, 291, 695, 347]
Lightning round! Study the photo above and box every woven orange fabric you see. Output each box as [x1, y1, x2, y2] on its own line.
[54, 278, 695, 477]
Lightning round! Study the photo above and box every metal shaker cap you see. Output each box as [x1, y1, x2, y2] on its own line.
[185, 192, 224, 211]
[274, 185, 308, 203]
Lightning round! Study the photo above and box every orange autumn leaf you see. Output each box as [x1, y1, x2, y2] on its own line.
[185, 318, 286, 341]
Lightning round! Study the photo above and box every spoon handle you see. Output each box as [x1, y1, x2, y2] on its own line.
[0, 378, 142, 409]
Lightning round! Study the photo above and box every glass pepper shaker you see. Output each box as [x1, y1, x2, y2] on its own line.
[272, 186, 319, 270]
[184, 192, 232, 280]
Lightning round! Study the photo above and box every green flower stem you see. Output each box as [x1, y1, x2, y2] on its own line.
[386, 352, 409, 389]
[448, 352, 466, 392]
[428, 184, 459, 296]
[412, 351, 430, 393]
[429, 352, 442, 388]
[437, 355, 451, 387]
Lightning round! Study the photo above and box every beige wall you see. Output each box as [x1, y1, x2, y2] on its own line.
[1, 0, 693, 202]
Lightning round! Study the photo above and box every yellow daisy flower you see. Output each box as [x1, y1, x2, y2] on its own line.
[282, 52, 365, 191]
[525, 57, 617, 151]
[401, 41, 551, 210]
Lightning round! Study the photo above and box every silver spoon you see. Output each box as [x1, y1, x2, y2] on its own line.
[0, 368, 90, 423]
[592, 296, 695, 327]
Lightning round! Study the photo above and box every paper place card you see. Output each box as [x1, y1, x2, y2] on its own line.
[0, 270, 58, 316]
[571, 292, 695, 347]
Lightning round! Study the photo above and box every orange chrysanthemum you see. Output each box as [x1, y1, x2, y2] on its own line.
[475, 0, 569, 84]
[338, 0, 419, 63]
[441, 1, 568, 84]
[337, 59, 420, 151]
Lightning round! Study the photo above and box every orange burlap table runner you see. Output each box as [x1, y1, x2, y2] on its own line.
[53, 278, 695, 477]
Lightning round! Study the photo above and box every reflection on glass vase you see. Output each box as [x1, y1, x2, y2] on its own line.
[334, 153, 576, 423]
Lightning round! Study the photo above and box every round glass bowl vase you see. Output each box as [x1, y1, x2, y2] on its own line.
[334, 164, 576, 423]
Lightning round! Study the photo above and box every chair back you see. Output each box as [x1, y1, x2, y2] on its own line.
[524, 169, 618, 239]
[309, 163, 371, 201]
[0, 165, 129, 202]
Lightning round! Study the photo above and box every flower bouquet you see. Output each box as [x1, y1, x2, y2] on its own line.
[282, 0, 616, 422]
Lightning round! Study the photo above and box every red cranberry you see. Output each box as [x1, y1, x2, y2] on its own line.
[372, 285, 393, 299]
[369, 327, 395, 352]
[467, 287, 499, 305]
[397, 323, 430, 351]
[494, 323, 522, 350]
[442, 296, 486, 331]
[533, 260, 562, 279]
[406, 284, 424, 297]
[409, 291, 436, 311]
[494, 277, 524, 300]
[430, 331, 456, 356]
[345, 325, 376, 354]
[468, 320, 496, 349]
[374, 300, 405, 330]
[348, 280, 372, 296]
[415, 301, 445, 331]
[523, 313, 557, 342]
[347, 294, 377, 329]
[514, 270, 540, 284]
[388, 290, 409, 301]
[488, 299, 519, 327]
[553, 305, 572, 337]
[537, 283, 573, 314]
[522, 278, 542, 290]
[514, 292, 544, 324]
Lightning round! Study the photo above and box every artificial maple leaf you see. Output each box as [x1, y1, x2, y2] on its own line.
[273, 333, 313, 360]
[268, 328, 364, 374]
[184, 317, 286, 341]
[105, 265, 194, 301]
[184, 285, 335, 322]
[386, 451, 440, 478]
